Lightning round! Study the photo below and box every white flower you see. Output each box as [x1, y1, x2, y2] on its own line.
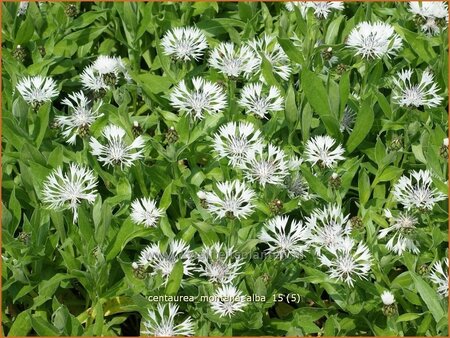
[142, 303, 194, 336]
[381, 291, 395, 305]
[340, 107, 356, 134]
[209, 42, 259, 78]
[319, 237, 372, 287]
[430, 258, 449, 298]
[304, 135, 345, 168]
[243, 144, 288, 187]
[238, 82, 284, 119]
[286, 2, 344, 19]
[161, 26, 208, 62]
[16, 76, 59, 107]
[284, 173, 313, 200]
[306, 204, 351, 253]
[378, 210, 419, 255]
[203, 180, 256, 220]
[80, 66, 109, 92]
[89, 124, 145, 169]
[130, 197, 164, 228]
[346, 22, 402, 59]
[210, 284, 247, 318]
[196, 243, 244, 284]
[169, 77, 227, 120]
[17, 2, 29, 16]
[392, 169, 446, 210]
[56, 91, 102, 145]
[136, 239, 195, 284]
[247, 34, 292, 81]
[259, 216, 311, 259]
[443, 138, 449, 147]
[42, 163, 97, 222]
[392, 69, 443, 108]
[212, 121, 263, 169]
[408, 2, 448, 35]
[81, 55, 129, 91]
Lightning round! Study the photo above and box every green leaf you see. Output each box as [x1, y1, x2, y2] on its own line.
[410, 272, 445, 323]
[165, 260, 183, 296]
[31, 315, 60, 336]
[285, 85, 298, 125]
[301, 69, 340, 137]
[358, 168, 371, 206]
[7, 310, 32, 336]
[396, 313, 423, 323]
[15, 14, 35, 44]
[346, 97, 374, 153]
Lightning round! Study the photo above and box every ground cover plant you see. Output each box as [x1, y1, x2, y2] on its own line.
[1, 1, 449, 336]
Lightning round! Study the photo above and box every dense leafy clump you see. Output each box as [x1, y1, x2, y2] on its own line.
[2, 1, 448, 336]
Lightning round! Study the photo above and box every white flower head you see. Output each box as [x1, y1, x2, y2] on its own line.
[136, 239, 195, 284]
[247, 34, 292, 81]
[196, 243, 244, 284]
[346, 22, 402, 59]
[430, 257, 449, 298]
[286, 2, 344, 19]
[212, 121, 263, 169]
[56, 91, 103, 145]
[169, 77, 227, 120]
[381, 291, 395, 305]
[284, 173, 313, 200]
[408, 2, 448, 35]
[340, 107, 356, 134]
[81, 55, 129, 92]
[304, 135, 345, 168]
[210, 284, 247, 318]
[209, 42, 259, 78]
[259, 216, 311, 259]
[392, 169, 446, 211]
[243, 144, 288, 187]
[306, 204, 351, 253]
[89, 124, 145, 169]
[203, 180, 256, 220]
[238, 82, 284, 119]
[443, 138, 449, 147]
[16, 76, 59, 108]
[378, 211, 419, 255]
[130, 197, 164, 228]
[142, 303, 194, 337]
[392, 69, 443, 108]
[42, 163, 97, 222]
[17, 2, 29, 16]
[161, 26, 208, 62]
[319, 237, 372, 287]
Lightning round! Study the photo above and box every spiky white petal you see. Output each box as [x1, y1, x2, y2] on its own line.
[285, 2, 344, 18]
[212, 121, 264, 169]
[56, 91, 102, 145]
[42, 163, 97, 222]
[161, 26, 208, 61]
[430, 258, 449, 298]
[16, 76, 59, 106]
[319, 237, 372, 287]
[306, 204, 351, 253]
[203, 180, 256, 220]
[196, 243, 244, 284]
[238, 82, 284, 119]
[247, 34, 292, 81]
[169, 77, 227, 120]
[17, 2, 29, 16]
[209, 42, 259, 78]
[408, 2, 448, 35]
[392, 69, 443, 108]
[243, 144, 288, 187]
[89, 124, 145, 169]
[381, 291, 395, 305]
[136, 239, 195, 284]
[130, 197, 164, 228]
[142, 303, 194, 336]
[378, 211, 419, 255]
[304, 135, 345, 168]
[346, 22, 402, 59]
[392, 169, 446, 210]
[259, 216, 311, 259]
[210, 284, 247, 318]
